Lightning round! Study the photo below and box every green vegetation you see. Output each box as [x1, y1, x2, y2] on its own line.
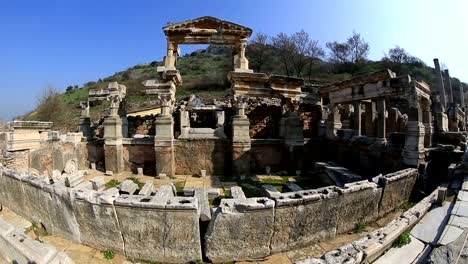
[173, 181, 185, 196]
[105, 179, 121, 189]
[353, 222, 367, 233]
[102, 250, 115, 260]
[21, 33, 454, 133]
[27, 222, 50, 237]
[127, 177, 145, 189]
[393, 231, 411, 248]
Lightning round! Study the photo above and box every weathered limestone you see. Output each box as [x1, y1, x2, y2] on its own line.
[64, 171, 84, 188]
[377, 168, 418, 217]
[0, 217, 73, 264]
[154, 97, 175, 176]
[232, 100, 251, 178]
[194, 188, 211, 221]
[90, 176, 105, 191]
[353, 101, 362, 136]
[205, 198, 275, 262]
[120, 179, 138, 195]
[115, 195, 201, 263]
[138, 182, 154, 196]
[230, 186, 247, 199]
[326, 104, 341, 139]
[73, 188, 124, 254]
[376, 97, 386, 142]
[434, 58, 447, 109]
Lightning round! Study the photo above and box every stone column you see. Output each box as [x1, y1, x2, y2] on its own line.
[164, 40, 177, 70]
[104, 98, 124, 174]
[232, 100, 251, 178]
[444, 69, 454, 104]
[326, 104, 341, 139]
[459, 79, 466, 110]
[422, 100, 433, 148]
[376, 98, 386, 143]
[433, 59, 447, 110]
[364, 101, 377, 137]
[79, 101, 92, 138]
[282, 99, 304, 174]
[234, 38, 251, 72]
[154, 97, 175, 176]
[402, 91, 426, 167]
[353, 101, 362, 137]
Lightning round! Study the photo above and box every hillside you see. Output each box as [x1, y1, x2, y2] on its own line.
[22, 45, 441, 132]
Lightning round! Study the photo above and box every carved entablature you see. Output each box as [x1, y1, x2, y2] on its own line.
[321, 69, 431, 106]
[163, 16, 253, 45]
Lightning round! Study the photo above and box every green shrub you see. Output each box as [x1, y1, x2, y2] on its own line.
[353, 222, 366, 233]
[102, 250, 115, 260]
[393, 231, 411, 248]
[105, 179, 121, 189]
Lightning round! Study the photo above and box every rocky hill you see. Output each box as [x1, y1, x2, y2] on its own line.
[21, 45, 443, 132]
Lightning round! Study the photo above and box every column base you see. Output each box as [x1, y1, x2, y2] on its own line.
[104, 144, 124, 174]
[155, 140, 175, 177]
[232, 141, 251, 178]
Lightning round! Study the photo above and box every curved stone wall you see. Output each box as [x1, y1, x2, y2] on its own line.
[0, 166, 418, 263]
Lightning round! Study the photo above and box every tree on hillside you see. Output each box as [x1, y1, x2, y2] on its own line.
[326, 31, 370, 75]
[271, 31, 324, 78]
[35, 86, 65, 125]
[247, 33, 270, 73]
[383, 46, 426, 74]
[271, 32, 295, 76]
[347, 31, 369, 65]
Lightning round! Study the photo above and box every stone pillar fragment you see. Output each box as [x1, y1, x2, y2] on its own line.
[376, 98, 386, 143]
[154, 99, 175, 177]
[326, 104, 341, 139]
[353, 101, 362, 136]
[402, 91, 426, 167]
[422, 100, 433, 148]
[103, 110, 124, 174]
[232, 101, 251, 178]
[364, 101, 377, 137]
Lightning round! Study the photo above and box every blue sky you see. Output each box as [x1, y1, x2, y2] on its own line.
[0, 0, 467, 120]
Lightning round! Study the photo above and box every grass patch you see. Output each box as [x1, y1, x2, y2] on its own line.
[105, 179, 121, 189]
[173, 181, 186, 195]
[102, 250, 115, 260]
[127, 177, 145, 189]
[353, 222, 367, 233]
[393, 231, 411, 248]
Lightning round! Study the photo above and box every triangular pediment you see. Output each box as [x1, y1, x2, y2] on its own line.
[163, 16, 252, 37]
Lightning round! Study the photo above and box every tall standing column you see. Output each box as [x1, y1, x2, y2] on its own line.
[104, 97, 124, 174]
[433, 59, 447, 110]
[282, 99, 304, 175]
[154, 97, 175, 176]
[459, 80, 466, 110]
[444, 69, 454, 104]
[353, 101, 362, 137]
[376, 98, 386, 143]
[363, 101, 377, 136]
[231, 100, 251, 178]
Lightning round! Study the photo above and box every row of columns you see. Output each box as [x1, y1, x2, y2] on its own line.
[327, 94, 430, 167]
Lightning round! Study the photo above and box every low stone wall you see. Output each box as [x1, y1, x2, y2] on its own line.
[0, 166, 418, 263]
[0, 217, 73, 264]
[0, 167, 202, 263]
[204, 169, 418, 262]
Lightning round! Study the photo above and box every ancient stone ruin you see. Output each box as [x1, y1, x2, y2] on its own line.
[0, 16, 467, 263]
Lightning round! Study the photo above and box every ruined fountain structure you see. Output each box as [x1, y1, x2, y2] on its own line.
[0, 16, 467, 263]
